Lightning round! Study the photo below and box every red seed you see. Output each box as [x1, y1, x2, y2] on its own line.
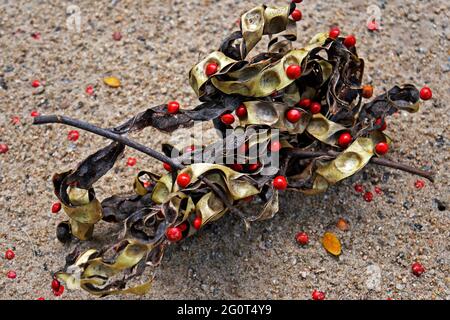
[85, 85, 94, 95]
[178, 222, 188, 232]
[31, 80, 41, 88]
[286, 109, 302, 123]
[295, 232, 309, 246]
[205, 62, 219, 76]
[166, 227, 182, 242]
[273, 176, 288, 190]
[419, 86, 432, 100]
[163, 162, 172, 172]
[112, 31, 122, 41]
[374, 186, 383, 195]
[7, 271, 17, 279]
[230, 163, 244, 172]
[354, 184, 364, 193]
[5, 249, 15, 260]
[143, 181, 151, 188]
[0, 144, 9, 154]
[247, 162, 260, 172]
[309, 102, 321, 114]
[343, 35, 356, 48]
[312, 290, 325, 300]
[411, 262, 425, 277]
[193, 216, 202, 230]
[30, 110, 40, 117]
[235, 104, 247, 118]
[177, 173, 191, 188]
[221, 113, 235, 125]
[414, 180, 425, 189]
[375, 142, 389, 155]
[337, 132, 352, 147]
[37, 297, 45, 300]
[126, 157, 137, 167]
[362, 85, 374, 98]
[298, 98, 311, 108]
[375, 118, 387, 131]
[270, 140, 282, 152]
[53, 285, 65, 297]
[11, 116, 20, 125]
[329, 27, 340, 39]
[367, 20, 379, 31]
[51, 279, 61, 291]
[31, 32, 41, 40]
[363, 191, 373, 202]
[167, 101, 180, 114]
[291, 9, 302, 21]
[67, 130, 79, 141]
[286, 65, 302, 80]
[51, 202, 62, 213]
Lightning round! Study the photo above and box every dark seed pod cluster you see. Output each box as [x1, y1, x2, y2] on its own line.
[33, 3, 434, 296]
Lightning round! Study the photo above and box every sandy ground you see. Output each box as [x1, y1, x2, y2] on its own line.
[0, 0, 449, 300]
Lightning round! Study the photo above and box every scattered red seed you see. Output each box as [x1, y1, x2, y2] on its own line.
[414, 179, 425, 189]
[235, 104, 248, 118]
[230, 163, 244, 172]
[270, 140, 282, 152]
[375, 118, 387, 131]
[126, 157, 137, 167]
[51, 279, 61, 291]
[221, 113, 235, 125]
[354, 184, 364, 193]
[167, 101, 180, 114]
[67, 130, 79, 142]
[163, 162, 172, 172]
[362, 84, 373, 98]
[112, 31, 122, 41]
[367, 20, 379, 31]
[53, 284, 65, 297]
[31, 32, 41, 40]
[85, 85, 94, 95]
[298, 98, 311, 108]
[0, 144, 9, 154]
[363, 191, 373, 202]
[273, 176, 288, 190]
[31, 80, 41, 88]
[51, 202, 62, 213]
[291, 9, 302, 21]
[312, 290, 326, 300]
[166, 227, 182, 242]
[37, 297, 45, 300]
[5, 249, 15, 260]
[374, 186, 383, 195]
[193, 216, 202, 230]
[7, 270, 17, 279]
[11, 116, 20, 125]
[205, 62, 219, 76]
[337, 132, 352, 148]
[247, 162, 260, 172]
[309, 102, 321, 114]
[419, 86, 432, 100]
[286, 65, 302, 80]
[177, 173, 191, 188]
[329, 27, 340, 39]
[375, 142, 389, 155]
[343, 34, 356, 48]
[30, 110, 40, 117]
[411, 262, 425, 277]
[295, 232, 309, 246]
[286, 109, 302, 123]
[178, 222, 188, 232]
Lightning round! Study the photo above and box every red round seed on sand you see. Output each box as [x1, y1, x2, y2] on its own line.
[273, 176, 288, 190]
[7, 271, 17, 279]
[126, 157, 137, 167]
[205, 62, 219, 76]
[37, 297, 45, 300]
[295, 232, 309, 246]
[374, 186, 383, 195]
[167, 101, 180, 114]
[67, 130, 79, 142]
[419, 86, 432, 100]
[329, 27, 340, 39]
[30, 110, 40, 117]
[53, 285, 65, 296]
[51, 202, 62, 213]
[166, 227, 182, 242]
[0, 144, 9, 154]
[286, 65, 302, 80]
[31, 32, 41, 40]
[291, 9, 302, 21]
[343, 35, 356, 48]
[85, 85, 94, 95]
[363, 191, 373, 202]
[411, 262, 425, 277]
[312, 290, 325, 300]
[5, 249, 15, 260]
[11, 116, 20, 125]
[375, 142, 389, 155]
[112, 31, 122, 41]
[414, 180, 425, 189]
[31, 80, 41, 88]
[354, 184, 364, 193]
[51, 279, 61, 291]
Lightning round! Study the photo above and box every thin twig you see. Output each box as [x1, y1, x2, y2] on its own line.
[289, 149, 435, 182]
